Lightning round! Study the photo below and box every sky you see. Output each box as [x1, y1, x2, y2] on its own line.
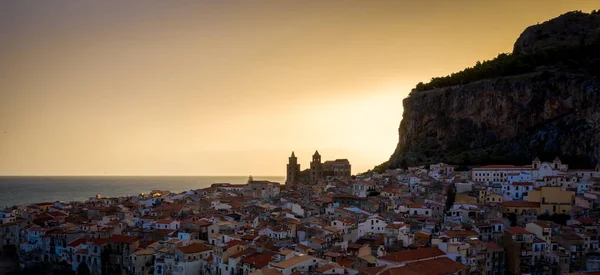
[0, 1, 597, 176]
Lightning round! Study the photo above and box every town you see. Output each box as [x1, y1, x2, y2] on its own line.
[2, 153, 600, 275]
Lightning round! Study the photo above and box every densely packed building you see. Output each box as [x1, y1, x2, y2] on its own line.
[3, 157, 600, 274]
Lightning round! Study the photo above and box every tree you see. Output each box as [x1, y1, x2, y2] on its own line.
[537, 213, 570, 225]
[444, 183, 456, 213]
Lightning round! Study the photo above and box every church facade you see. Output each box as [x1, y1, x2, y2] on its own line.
[286, 151, 351, 186]
[471, 157, 600, 183]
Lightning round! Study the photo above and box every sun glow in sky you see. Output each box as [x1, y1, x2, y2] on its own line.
[0, 0, 597, 176]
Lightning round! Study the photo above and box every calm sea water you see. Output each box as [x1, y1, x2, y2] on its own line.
[0, 176, 285, 208]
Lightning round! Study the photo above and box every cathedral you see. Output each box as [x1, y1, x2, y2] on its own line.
[286, 150, 351, 186]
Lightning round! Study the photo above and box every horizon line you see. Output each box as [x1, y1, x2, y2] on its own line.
[0, 174, 285, 177]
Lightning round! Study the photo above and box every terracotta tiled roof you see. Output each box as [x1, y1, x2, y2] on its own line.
[357, 265, 388, 275]
[335, 218, 356, 224]
[337, 258, 355, 267]
[311, 238, 325, 245]
[406, 257, 469, 275]
[486, 242, 501, 250]
[271, 255, 312, 269]
[408, 203, 425, 208]
[89, 235, 139, 245]
[314, 264, 336, 273]
[385, 223, 405, 229]
[379, 266, 420, 275]
[230, 248, 257, 259]
[577, 217, 596, 226]
[443, 230, 478, 238]
[505, 227, 532, 235]
[224, 240, 249, 249]
[48, 211, 68, 217]
[240, 252, 274, 269]
[67, 238, 88, 247]
[534, 221, 551, 228]
[253, 269, 282, 275]
[378, 247, 445, 263]
[192, 220, 212, 227]
[177, 243, 212, 254]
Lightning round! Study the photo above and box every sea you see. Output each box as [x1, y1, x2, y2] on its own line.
[0, 176, 285, 209]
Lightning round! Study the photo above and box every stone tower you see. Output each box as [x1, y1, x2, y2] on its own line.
[553, 156, 562, 169]
[310, 150, 322, 183]
[532, 157, 541, 169]
[286, 151, 300, 186]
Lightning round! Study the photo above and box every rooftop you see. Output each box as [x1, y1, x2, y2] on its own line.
[506, 227, 532, 235]
[177, 243, 212, 254]
[378, 247, 445, 263]
[406, 256, 469, 275]
[271, 255, 312, 269]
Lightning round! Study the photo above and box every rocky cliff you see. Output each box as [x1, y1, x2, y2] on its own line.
[513, 11, 600, 54]
[388, 11, 600, 169]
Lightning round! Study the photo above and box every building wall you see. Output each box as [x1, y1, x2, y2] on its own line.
[528, 186, 574, 215]
[525, 223, 551, 244]
[503, 206, 538, 215]
[131, 254, 154, 275]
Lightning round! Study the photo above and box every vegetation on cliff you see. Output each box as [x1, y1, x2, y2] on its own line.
[414, 41, 600, 92]
[413, 10, 600, 93]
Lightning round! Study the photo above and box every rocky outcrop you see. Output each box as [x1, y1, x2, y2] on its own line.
[388, 11, 600, 169]
[513, 11, 600, 54]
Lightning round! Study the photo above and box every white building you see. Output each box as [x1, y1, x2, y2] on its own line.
[502, 182, 534, 201]
[331, 218, 356, 234]
[259, 225, 292, 240]
[525, 221, 552, 244]
[352, 181, 376, 198]
[507, 171, 532, 184]
[357, 216, 387, 238]
[130, 249, 156, 275]
[153, 220, 180, 230]
[577, 181, 593, 195]
[0, 211, 16, 224]
[384, 222, 413, 247]
[472, 157, 568, 183]
[283, 202, 305, 217]
[408, 203, 433, 217]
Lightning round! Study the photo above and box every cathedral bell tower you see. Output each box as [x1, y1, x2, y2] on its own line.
[286, 151, 300, 186]
[310, 150, 322, 183]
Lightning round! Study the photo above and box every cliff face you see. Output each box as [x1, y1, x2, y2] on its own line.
[388, 11, 600, 169]
[388, 71, 600, 168]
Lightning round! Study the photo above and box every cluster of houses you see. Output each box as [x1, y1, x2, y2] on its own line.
[2, 157, 600, 275]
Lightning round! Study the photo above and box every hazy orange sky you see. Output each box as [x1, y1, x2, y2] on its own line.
[0, 1, 597, 176]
